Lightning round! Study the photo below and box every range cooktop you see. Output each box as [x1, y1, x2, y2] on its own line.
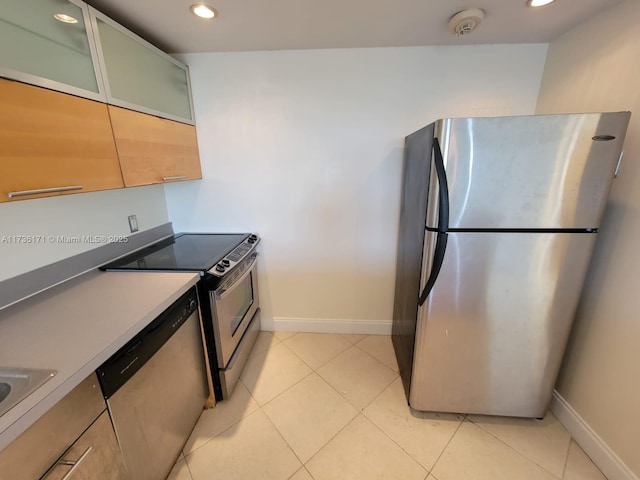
[101, 233, 259, 275]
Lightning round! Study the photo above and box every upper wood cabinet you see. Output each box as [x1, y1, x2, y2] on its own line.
[0, 1, 201, 199]
[0, 0, 105, 102]
[109, 106, 201, 187]
[0, 79, 124, 202]
[0, 0, 195, 124]
[89, 9, 194, 125]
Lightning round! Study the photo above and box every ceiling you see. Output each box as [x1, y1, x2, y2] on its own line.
[84, 0, 624, 54]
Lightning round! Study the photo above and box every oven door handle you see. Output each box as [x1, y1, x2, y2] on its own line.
[214, 253, 258, 300]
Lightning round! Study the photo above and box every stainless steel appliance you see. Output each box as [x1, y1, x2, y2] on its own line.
[392, 113, 631, 418]
[210, 250, 260, 398]
[97, 287, 207, 480]
[102, 233, 261, 400]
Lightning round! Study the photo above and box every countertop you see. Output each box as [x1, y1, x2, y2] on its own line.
[0, 269, 200, 451]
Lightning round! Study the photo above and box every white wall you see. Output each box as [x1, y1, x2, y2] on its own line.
[0, 185, 169, 282]
[166, 44, 548, 330]
[537, 2, 640, 478]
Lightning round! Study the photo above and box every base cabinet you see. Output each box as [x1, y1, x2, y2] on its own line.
[108, 105, 202, 187]
[0, 374, 128, 480]
[42, 411, 128, 480]
[0, 79, 124, 202]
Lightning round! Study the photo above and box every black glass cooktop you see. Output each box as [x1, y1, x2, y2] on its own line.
[102, 233, 249, 272]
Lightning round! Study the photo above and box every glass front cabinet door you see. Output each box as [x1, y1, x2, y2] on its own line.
[90, 9, 194, 124]
[0, 0, 104, 100]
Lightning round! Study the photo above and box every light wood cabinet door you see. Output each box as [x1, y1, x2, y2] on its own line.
[0, 79, 124, 202]
[108, 105, 202, 187]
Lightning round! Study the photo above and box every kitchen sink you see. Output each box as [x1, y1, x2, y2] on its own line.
[0, 382, 10, 402]
[0, 368, 56, 418]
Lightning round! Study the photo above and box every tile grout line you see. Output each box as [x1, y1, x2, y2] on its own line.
[560, 438, 572, 480]
[184, 333, 395, 478]
[280, 334, 353, 371]
[353, 336, 402, 373]
[247, 331, 284, 360]
[352, 340, 400, 376]
[247, 335, 347, 466]
[183, 378, 263, 458]
[428, 413, 467, 476]
[360, 389, 467, 476]
[301, 412, 367, 471]
[259, 368, 316, 408]
[259, 398, 307, 470]
[359, 400, 430, 476]
[287, 465, 315, 480]
[278, 334, 388, 413]
[260, 336, 365, 466]
[296, 337, 408, 473]
[183, 451, 196, 480]
[313, 355, 398, 413]
[465, 417, 567, 479]
[301, 339, 398, 413]
[268, 334, 383, 472]
[241, 338, 313, 407]
[183, 403, 264, 459]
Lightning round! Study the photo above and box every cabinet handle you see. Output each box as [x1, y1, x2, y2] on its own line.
[43, 446, 93, 480]
[162, 176, 188, 182]
[7, 186, 83, 198]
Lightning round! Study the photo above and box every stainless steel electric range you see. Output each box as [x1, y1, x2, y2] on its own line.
[101, 232, 260, 400]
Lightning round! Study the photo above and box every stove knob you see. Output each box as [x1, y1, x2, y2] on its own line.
[188, 300, 197, 311]
[248, 237, 256, 244]
[215, 264, 226, 273]
[222, 259, 230, 267]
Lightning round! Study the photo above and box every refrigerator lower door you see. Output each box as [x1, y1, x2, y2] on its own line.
[410, 231, 597, 417]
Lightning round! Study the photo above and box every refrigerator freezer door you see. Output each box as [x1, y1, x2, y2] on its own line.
[429, 112, 630, 230]
[410, 231, 597, 417]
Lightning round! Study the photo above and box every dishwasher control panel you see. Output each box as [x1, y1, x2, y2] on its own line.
[96, 287, 199, 398]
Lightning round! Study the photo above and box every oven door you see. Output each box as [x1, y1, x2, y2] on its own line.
[210, 252, 259, 368]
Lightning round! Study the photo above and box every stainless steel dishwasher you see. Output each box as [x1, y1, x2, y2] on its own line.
[96, 287, 207, 480]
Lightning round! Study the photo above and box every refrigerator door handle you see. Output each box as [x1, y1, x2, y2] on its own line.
[418, 232, 448, 306]
[418, 138, 451, 306]
[433, 138, 450, 232]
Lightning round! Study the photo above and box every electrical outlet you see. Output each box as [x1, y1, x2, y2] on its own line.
[128, 215, 139, 233]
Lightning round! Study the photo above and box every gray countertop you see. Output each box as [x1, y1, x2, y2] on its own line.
[0, 269, 200, 451]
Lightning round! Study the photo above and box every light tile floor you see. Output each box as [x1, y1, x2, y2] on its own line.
[169, 333, 608, 480]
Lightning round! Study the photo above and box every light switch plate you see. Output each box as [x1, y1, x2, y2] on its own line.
[128, 215, 139, 233]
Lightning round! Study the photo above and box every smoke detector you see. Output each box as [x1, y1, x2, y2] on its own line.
[448, 8, 485, 36]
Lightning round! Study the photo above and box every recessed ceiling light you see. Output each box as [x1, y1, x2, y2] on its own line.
[527, 0, 556, 7]
[53, 13, 78, 24]
[190, 4, 217, 19]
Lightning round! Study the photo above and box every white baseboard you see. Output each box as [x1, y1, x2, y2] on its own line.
[260, 316, 393, 335]
[550, 390, 638, 480]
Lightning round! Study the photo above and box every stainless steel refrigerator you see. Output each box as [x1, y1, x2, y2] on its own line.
[392, 113, 630, 418]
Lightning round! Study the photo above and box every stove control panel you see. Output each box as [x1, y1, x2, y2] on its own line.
[208, 234, 259, 277]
